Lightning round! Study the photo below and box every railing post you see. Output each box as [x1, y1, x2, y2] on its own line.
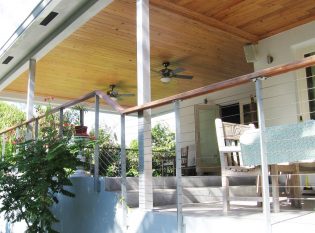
[59, 108, 64, 138]
[254, 78, 272, 233]
[34, 119, 39, 140]
[80, 109, 84, 126]
[174, 100, 183, 233]
[25, 123, 32, 140]
[94, 95, 100, 192]
[120, 114, 127, 231]
[1, 134, 5, 161]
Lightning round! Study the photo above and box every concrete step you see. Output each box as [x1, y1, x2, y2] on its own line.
[125, 186, 262, 208]
[105, 176, 260, 191]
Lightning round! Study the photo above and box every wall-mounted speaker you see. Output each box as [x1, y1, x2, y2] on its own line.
[243, 44, 257, 63]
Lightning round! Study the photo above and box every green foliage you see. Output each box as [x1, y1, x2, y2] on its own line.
[0, 102, 25, 156]
[151, 123, 175, 151]
[0, 101, 25, 131]
[95, 126, 121, 177]
[126, 123, 175, 177]
[127, 141, 140, 177]
[0, 110, 80, 233]
[129, 123, 175, 151]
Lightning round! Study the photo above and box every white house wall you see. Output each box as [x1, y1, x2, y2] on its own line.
[177, 19, 315, 168]
[254, 21, 315, 187]
[254, 21, 315, 126]
[178, 83, 255, 165]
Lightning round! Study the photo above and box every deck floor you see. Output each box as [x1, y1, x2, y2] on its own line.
[151, 199, 315, 233]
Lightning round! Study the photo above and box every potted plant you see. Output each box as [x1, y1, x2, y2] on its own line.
[72, 104, 88, 136]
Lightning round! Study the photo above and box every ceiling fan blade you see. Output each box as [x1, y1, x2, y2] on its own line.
[151, 68, 162, 74]
[173, 74, 193, 79]
[172, 67, 185, 74]
[117, 93, 135, 97]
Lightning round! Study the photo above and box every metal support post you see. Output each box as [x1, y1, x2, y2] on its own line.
[80, 109, 84, 126]
[174, 100, 183, 233]
[120, 114, 127, 231]
[1, 134, 5, 161]
[59, 108, 64, 138]
[34, 119, 39, 140]
[255, 78, 272, 233]
[94, 95, 100, 192]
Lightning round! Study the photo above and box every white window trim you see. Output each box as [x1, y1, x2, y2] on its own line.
[294, 44, 315, 121]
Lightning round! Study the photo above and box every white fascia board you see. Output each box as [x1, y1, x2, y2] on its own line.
[0, 0, 113, 91]
[0, 0, 61, 57]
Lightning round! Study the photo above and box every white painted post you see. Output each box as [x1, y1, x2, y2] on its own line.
[255, 78, 272, 233]
[26, 59, 36, 120]
[94, 95, 100, 192]
[138, 110, 153, 210]
[136, 0, 153, 210]
[174, 100, 183, 233]
[120, 114, 127, 230]
[26, 59, 36, 140]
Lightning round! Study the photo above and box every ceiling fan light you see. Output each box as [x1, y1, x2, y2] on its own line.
[160, 77, 171, 83]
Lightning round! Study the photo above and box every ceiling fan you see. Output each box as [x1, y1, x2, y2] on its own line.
[106, 84, 135, 100]
[158, 61, 193, 83]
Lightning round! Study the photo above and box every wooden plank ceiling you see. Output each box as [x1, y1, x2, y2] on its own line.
[4, 0, 315, 107]
[156, 0, 315, 40]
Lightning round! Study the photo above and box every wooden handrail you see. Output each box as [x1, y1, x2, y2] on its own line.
[123, 55, 315, 114]
[95, 90, 125, 113]
[1, 55, 315, 134]
[0, 91, 125, 135]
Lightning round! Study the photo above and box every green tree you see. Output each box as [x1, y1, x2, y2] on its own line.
[129, 123, 175, 151]
[0, 102, 25, 156]
[151, 123, 175, 151]
[128, 123, 175, 176]
[90, 126, 121, 177]
[0, 101, 25, 131]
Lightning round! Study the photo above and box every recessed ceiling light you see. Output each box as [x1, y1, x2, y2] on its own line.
[40, 11, 58, 26]
[2, 56, 14, 64]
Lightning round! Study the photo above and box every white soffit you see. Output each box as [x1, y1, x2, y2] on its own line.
[0, 0, 113, 91]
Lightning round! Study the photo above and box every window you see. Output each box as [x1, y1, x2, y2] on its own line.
[220, 103, 240, 124]
[243, 96, 258, 127]
[220, 97, 258, 126]
[305, 52, 315, 119]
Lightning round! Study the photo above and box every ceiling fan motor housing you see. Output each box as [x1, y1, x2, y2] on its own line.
[161, 68, 173, 77]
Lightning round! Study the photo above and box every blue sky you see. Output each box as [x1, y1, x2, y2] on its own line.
[0, 0, 41, 48]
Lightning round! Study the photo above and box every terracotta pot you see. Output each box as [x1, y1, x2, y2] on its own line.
[74, 126, 88, 136]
